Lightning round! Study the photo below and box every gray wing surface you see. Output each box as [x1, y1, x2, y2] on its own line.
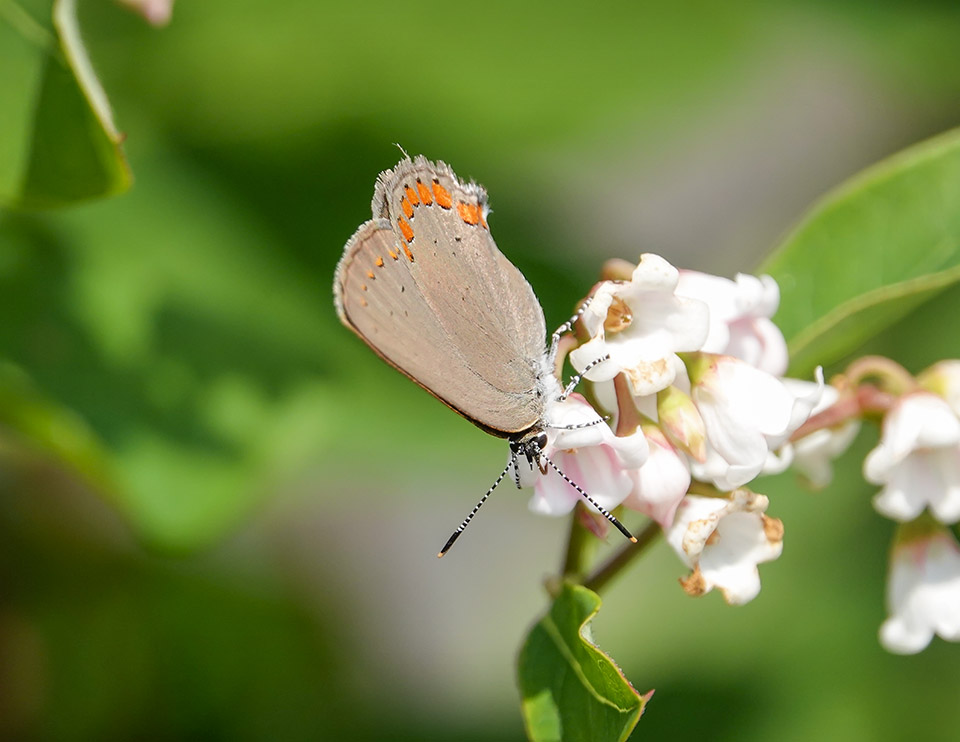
[334, 156, 547, 436]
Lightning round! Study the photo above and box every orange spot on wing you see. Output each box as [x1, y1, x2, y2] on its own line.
[404, 185, 420, 205]
[432, 180, 453, 209]
[375, 256, 384, 267]
[416, 180, 433, 205]
[457, 201, 481, 225]
[398, 217, 415, 243]
[403, 243, 415, 262]
[401, 197, 414, 219]
[360, 283, 367, 291]
[366, 270, 375, 279]
[388, 249, 399, 260]
[360, 297, 368, 307]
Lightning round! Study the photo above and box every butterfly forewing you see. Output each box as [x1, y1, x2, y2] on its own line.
[335, 157, 548, 436]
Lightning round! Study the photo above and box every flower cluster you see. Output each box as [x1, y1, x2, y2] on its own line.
[523, 254, 826, 605]
[864, 362, 960, 653]
[512, 252, 960, 656]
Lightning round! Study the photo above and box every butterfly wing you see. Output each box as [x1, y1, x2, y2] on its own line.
[334, 156, 547, 437]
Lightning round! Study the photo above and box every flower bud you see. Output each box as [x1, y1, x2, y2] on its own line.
[656, 385, 706, 462]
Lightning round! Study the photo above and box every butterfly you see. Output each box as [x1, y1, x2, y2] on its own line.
[334, 156, 635, 555]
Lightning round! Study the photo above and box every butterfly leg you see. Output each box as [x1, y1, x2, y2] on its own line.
[548, 298, 615, 400]
[558, 353, 610, 401]
[548, 298, 592, 360]
[544, 416, 609, 431]
[549, 298, 604, 401]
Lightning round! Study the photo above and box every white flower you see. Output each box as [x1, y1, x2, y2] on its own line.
[786, 382, 860, 488]
[521, 395, 649, 517]
[676, 270, 788, 376]
[622, 425, 691, 528]
[687, 356, 823, 490]
[880, 523, 960, 654]
[569, 254, 709, 397]
[865, 392, 960, 524]
[665, 490, 783, 605]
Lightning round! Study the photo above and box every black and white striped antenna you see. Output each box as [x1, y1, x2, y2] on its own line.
[436, 439, 636, 558]
[437, 453, 517, 557]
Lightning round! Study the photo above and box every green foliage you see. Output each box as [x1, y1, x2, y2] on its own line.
[518, 584, 647, 742]
[761, 128, 960, 376]
[0, 0, 130, 208]
[0, 150, 363, 548]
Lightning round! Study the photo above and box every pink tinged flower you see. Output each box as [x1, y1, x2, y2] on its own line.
[665, 490, 783, 605]
[569, 254, 710, 397]
[676, 270, 788, 376]
[687, 356, 823, 490]
[880, 523, 960, 654]
[622, 425, 691, 528]
[864, 392, 960, 524]
[787, 382, 860, 488]
[520, 395, 649, 517]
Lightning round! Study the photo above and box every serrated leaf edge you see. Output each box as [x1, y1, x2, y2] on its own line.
[539, 602, 638, 712]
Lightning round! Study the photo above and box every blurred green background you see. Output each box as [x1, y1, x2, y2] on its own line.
[2, 0, 960, 739]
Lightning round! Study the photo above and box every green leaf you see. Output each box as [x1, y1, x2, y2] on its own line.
[0, 0, 131, 208]
[517, 583, 648, 742]
[759, 128, 960, 376]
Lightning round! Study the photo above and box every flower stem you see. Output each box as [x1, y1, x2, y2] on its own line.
[583, 521, 662, 594]
[790, 383, 897, 442]
[845, 356, 916, 395]
[560, 505, 593, 579]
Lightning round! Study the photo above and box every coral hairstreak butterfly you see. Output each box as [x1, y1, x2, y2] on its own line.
[334, 156, 635, 554]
